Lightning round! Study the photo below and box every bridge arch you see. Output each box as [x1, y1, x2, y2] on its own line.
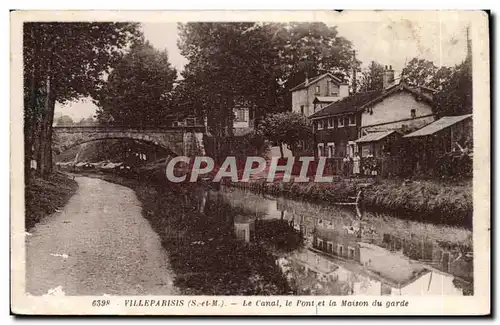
[52, 126, 206, 157]
[53, 134, 180, 157]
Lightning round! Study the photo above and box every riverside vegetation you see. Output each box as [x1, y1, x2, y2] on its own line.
[228, 177, 473, 229]
[25, 172, 78, 230]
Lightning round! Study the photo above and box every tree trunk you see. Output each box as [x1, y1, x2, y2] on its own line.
[279, 143, 284, 158]
[38, 58, 55, 177]
[25, 62, 39, 178]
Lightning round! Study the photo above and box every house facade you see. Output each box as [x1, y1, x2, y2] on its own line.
[233, 106, 253, 129]
[290, 73, 349, 117]
[309, 91, 383, 159]
[359, 84, 436, 137]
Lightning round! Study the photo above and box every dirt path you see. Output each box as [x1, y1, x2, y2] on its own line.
[25, 176, 178, 296]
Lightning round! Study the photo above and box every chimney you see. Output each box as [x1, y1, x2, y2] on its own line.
[383, 65, 395, 89]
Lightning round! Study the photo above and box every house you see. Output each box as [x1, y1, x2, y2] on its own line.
[403, 114, 473, 176]
[309, 90, 383, 159]
[358, 77, 436, 137]
[290, 72, 349, 117]
[233, 106, 252, 129]
[309, 66, 437, 173]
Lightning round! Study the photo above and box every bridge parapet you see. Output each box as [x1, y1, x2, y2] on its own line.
[53, 125, 206, 156]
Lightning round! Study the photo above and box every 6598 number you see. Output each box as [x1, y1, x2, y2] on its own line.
[92, 299, 110, 307]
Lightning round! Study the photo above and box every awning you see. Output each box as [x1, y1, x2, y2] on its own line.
[404, 114, 472, 138]
[356, 130, 397, 143]
[313, 96, 338, 103]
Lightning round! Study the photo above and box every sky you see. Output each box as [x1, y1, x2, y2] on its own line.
[55, 19, 469, 121]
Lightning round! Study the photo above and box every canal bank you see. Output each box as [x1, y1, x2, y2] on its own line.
[25, 172, 78, 230]
[26, 176, 178, 295]
[226, 177, 473, 229]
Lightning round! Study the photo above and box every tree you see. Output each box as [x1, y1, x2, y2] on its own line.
[176, 22, 356, 157]
[400, 58, 438, 87]
[257, 112, 312, 158]
[400, 58, 454, 90]
[434, 59, 472, 117]
[55, 115, 74, 126]
[24, 22, 141, 177]
[358, 61, 385, 92]
[94, 40, 178, 126]
[400, 56, 471, 116]
[76, 116, 97, 126]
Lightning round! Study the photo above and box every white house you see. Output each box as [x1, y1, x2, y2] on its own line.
[290, 72, 350, 117]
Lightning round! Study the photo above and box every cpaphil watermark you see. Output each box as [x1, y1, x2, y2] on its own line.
[165, 156, 335, 183]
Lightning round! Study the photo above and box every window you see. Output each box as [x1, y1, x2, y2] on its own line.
[327, 242, 333, 253]
[338, 116, 345, 128]
[338, 244, 344, 256]
[411, 109, 416, 118]
[330, 84, 339, 96]
[317, 120, 324, 130]
[300, 105, 305, 115]
[327, 117, 334, 128]
[315, 85, 320, 94]
[234, 108, 247, 123]
[348, 247, 355, 259]
[349, 114, 356, 126]
[317, 143, 324, 157]
[327, 142, 335, 158]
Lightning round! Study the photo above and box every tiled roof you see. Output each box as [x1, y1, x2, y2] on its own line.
[309, 90, 383, 119]
[356, 130, 398, 143]
[309, 82, 436, 120]
[404, 114, 472, 138]
[289, 73, 344, 92]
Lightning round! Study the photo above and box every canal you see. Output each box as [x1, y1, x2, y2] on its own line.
[187, 185, 473, 296]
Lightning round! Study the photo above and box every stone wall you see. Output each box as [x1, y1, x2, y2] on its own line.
[53, 126, 205, 156]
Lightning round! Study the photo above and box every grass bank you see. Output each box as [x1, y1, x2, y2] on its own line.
[81, 172, 299, 295]
[228, 177, 473, 228]
[25, 172, 78, 231]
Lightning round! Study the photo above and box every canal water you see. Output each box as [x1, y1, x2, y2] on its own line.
[195, 186, 473, 296]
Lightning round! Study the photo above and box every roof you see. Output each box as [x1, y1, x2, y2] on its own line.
[309, 90, 383, 119]
[404, 114, 472, 138]
[289, 73, 344, 92]
[313, 96, 339, 103]
[309, 82, 436, 120]
[358, 82, 435, 112]
[356, 130, 398, 143]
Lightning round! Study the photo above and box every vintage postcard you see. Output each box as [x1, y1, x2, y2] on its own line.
[10, 10, 490, 315]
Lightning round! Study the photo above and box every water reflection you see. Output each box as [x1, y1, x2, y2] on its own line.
[206, 186, 473, 296]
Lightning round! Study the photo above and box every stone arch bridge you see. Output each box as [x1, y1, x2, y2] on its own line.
[53, 125, 206, 156]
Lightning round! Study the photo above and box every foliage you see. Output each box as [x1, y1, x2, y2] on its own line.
[433, 59, 473, 117]
[25, 172, 78, 230]
[257, 112, 313, 157]
[176, 22, 356, 139]
[76, 116, 98, 126]
[358, 61, 385, 92]
[55, 115, 74, 126]
[94, 40, 178, 126]
[400, 56, 471, 117]
[24, 22, 142, 176]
